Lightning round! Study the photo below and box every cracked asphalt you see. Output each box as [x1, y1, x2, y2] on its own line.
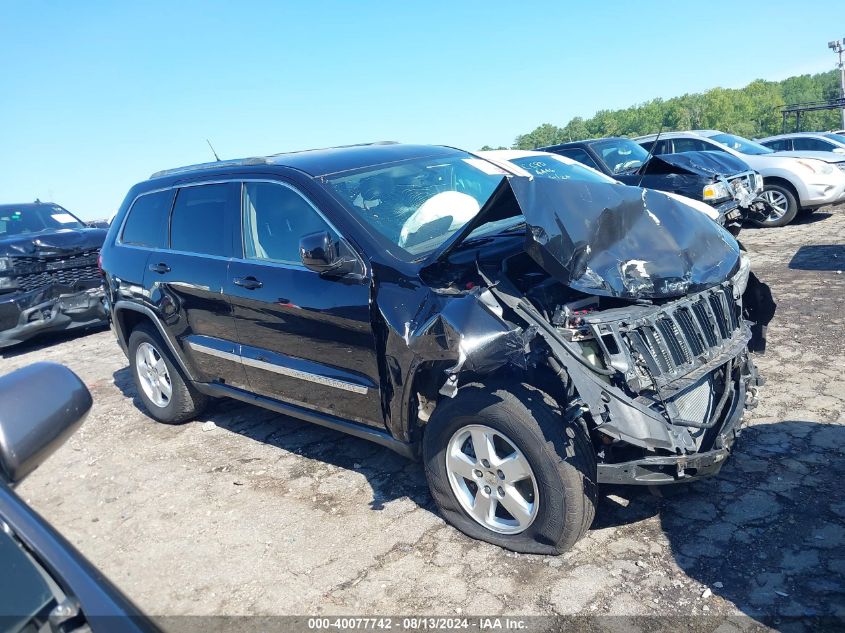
[5, 205, 845, 630]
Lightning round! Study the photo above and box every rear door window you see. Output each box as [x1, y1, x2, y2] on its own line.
[792, 137, 835, 152]
[120, 190, 174, 248]
[170, 184, 236, 256]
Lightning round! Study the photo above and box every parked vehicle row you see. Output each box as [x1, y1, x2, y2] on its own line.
[96, 142, 769, 554]
[480, 148, 725, 222]
[535, 138, 765, 233]
[633, 130, 845, 227]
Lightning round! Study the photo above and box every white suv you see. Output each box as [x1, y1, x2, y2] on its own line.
[635, 130, 845, 227]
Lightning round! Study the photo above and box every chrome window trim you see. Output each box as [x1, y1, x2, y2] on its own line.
[186, 339, 369, 395]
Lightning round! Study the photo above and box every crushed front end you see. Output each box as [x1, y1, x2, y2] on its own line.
[553, 272, 761, 484]
[0, 247, 107, 349]
[424, 176, 767, 486]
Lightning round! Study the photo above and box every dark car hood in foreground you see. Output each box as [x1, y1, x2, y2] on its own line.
[0, 228, 107, 258]
[641, 150, 751, 177]
[436, 177, 740, 300]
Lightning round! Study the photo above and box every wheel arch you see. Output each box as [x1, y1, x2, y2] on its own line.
[112, 302, 199, 382]
[405, 357, 580, 445]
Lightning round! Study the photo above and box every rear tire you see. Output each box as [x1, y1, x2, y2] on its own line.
[753, 184, 798, 227]
[423, 383, 597, 554]
[128, 323, 207, 424]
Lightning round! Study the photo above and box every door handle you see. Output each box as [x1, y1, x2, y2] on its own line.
[148, 262, 171, 274]
[233, 276, 263, 290]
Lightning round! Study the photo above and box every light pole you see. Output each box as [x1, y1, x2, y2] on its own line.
[829, 38, 845, 130]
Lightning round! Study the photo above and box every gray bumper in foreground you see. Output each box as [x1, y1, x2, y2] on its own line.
[0, 286, 107, 349]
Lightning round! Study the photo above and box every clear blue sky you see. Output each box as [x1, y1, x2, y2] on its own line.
[2, 0, 843, 219]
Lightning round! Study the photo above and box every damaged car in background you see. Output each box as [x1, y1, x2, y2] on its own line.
[540, 137, 769, 235]
[100, 143, 769, 554]
[0, 202, 108, 350]
[480, 148, 730, 224]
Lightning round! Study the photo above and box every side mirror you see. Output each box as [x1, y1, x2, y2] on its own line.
[299, 231, 358, 276]
[832, 148, 845, 154]
[0, 363, 92, 485]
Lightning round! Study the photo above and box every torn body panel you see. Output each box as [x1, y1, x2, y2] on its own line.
[372, 271, 535, 441]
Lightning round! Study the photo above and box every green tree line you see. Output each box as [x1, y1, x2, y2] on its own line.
[484, 70, 843, 150]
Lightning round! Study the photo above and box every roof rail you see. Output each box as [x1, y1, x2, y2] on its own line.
[264, 140, 399, 159]
[149, 142, 400, 179]
[150, 157, 269, 179]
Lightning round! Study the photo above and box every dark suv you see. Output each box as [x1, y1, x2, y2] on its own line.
[0, 202, 108, 349]
[101, 143, 764, 554]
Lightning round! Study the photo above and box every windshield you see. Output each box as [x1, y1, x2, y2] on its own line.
[709, 133, 773, 155]
[509, 155, 615, 184]
[324, 154, 506, 261]
[0, 205, 85, 238]
[587, 139, 652, 174]
[823, 133, 845, 145]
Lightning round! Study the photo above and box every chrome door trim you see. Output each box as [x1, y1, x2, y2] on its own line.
[239, 355, 369, 395]
[185, 338, 369, 395]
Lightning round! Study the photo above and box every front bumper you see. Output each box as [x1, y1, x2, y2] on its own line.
[597, 354, 761, 485]
[0, 283, 107, 349]
[800, 179, 845, 208]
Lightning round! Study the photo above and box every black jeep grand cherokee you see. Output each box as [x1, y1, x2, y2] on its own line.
[101, 143, 763, 554]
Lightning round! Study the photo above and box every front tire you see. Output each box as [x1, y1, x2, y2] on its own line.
[423, 383, 597, 554]
[128, 323, 207, 424]
[754, 184, 798, 227]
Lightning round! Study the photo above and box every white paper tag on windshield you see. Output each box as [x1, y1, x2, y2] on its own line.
[52, 213, 78, 224]
[463, 158, 508, 176]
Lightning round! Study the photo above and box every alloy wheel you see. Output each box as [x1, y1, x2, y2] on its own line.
[445, 424, 539, 535]
[760, 189, 789, 222]
[135, 342, 172, 408]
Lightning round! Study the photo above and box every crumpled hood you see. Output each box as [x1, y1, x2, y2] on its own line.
[0, 228, 107, 258]
[436, 176, 741, 301]
[644, 151, 751, 177]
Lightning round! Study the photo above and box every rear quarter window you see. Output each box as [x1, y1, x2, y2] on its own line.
[120, 190, 174, 248]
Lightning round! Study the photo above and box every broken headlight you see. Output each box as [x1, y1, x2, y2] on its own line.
[703, 181, 731, 202]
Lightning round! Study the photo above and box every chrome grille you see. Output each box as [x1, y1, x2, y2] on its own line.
[627, 286, 740, 380]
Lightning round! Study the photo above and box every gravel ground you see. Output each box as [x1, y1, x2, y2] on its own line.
[5, 206, 845, 631]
